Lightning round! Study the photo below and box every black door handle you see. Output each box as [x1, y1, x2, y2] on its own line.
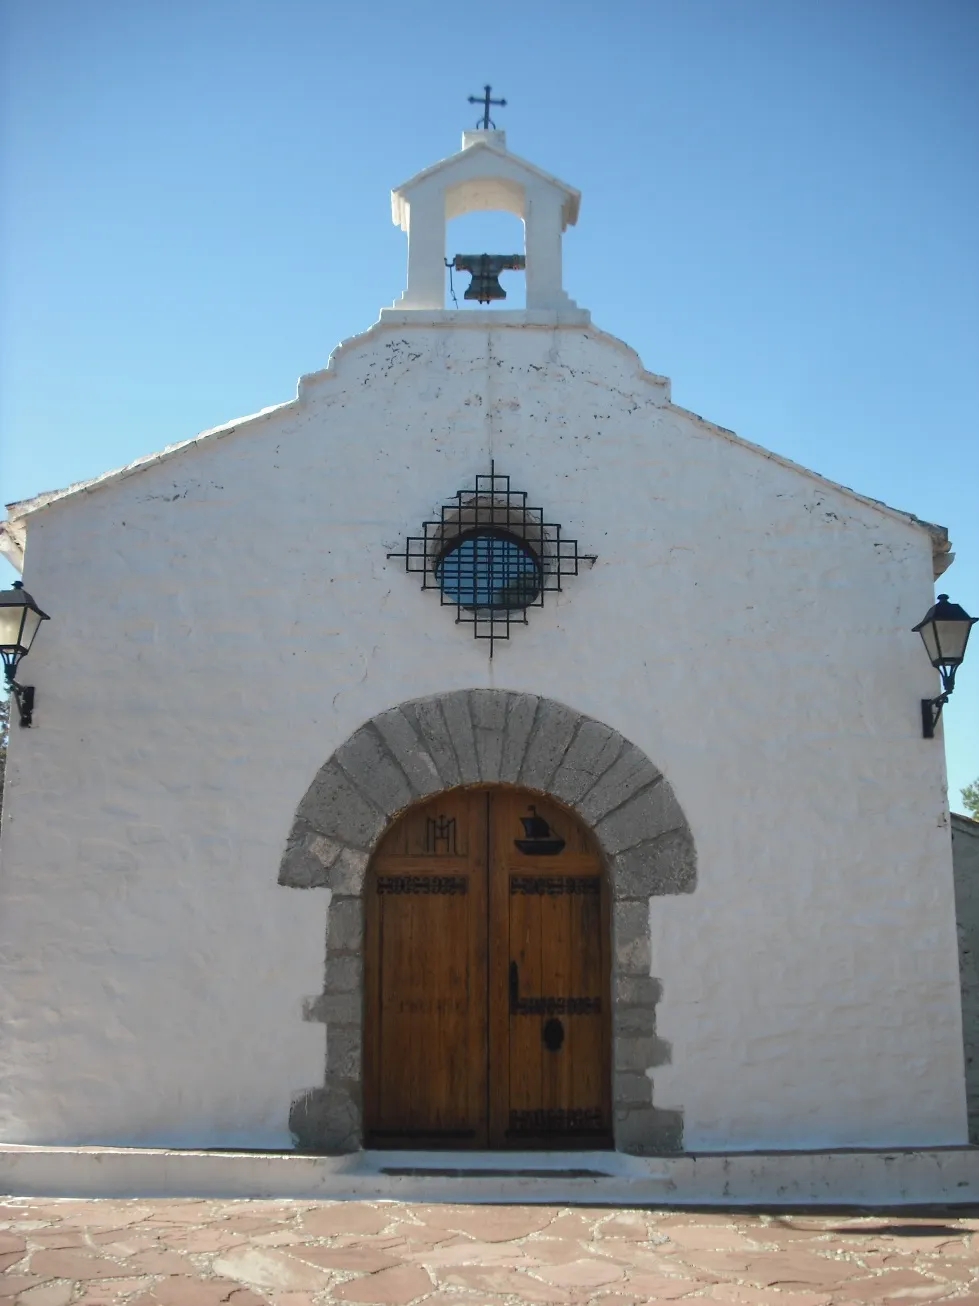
[509, 960, 519, 1012]
[543, 1017, 565, 1051]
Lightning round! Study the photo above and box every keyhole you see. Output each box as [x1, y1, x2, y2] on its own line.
[543, 1017, 565, 1051]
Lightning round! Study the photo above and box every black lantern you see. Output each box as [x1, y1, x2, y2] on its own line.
[913, 593, 976, 738]
[0, 581, 50, 727]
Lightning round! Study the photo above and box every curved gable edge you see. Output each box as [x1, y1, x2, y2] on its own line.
[1, 320, 951, 579]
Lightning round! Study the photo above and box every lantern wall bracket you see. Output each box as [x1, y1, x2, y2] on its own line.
[921, 691, 950, 740]
[4, 675, 35, 729]
[921, 662, 960, 739]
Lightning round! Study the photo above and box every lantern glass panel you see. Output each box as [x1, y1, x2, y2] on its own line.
[917, 620, 939, 666]
[931, 618, 973, 667]
[18, 607, 44, 654]
[0, 604, 26, 652]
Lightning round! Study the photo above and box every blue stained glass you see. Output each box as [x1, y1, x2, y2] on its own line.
[436, 531, 541, 610]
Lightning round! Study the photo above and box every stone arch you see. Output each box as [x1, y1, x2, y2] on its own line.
[279, 689, 696, 1155]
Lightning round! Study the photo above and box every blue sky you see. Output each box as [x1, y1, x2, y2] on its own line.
[1, 0, 977, 808]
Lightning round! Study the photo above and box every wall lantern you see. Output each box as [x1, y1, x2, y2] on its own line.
[0, 581, 49, 727]
[913, 593, 976, 739]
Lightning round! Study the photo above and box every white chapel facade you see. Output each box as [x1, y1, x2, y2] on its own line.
[0, 124, 968, 1157]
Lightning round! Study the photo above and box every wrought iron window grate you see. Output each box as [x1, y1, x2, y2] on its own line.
[387, 462, 596, 655]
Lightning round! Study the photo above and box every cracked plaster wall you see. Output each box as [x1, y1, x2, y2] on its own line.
[0, 320, 966, 1151]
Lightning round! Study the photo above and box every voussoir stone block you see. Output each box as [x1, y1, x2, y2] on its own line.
[279, 825, 349, 888]
[470, 689, 509, 781]
[500, 694, 539, 782]
[575, 744, 662, 825]
[595, 779, 684, 857]
[297, 761, 386, 852]
[612, 829, 697, 899]
[550, 720, 624, 805]
[519, 699, 581, 790]
[372, 707, 443, 797]
[335, 726, 414, 818]
[440, 691, 480, 784]
[278, 841, 330, 888]
[308, 833, 344, 867]
[404, 698, 461, 787]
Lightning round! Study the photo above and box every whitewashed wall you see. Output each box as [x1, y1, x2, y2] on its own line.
[0, 320, 965, 1150]
[953, 813, 979, 1143]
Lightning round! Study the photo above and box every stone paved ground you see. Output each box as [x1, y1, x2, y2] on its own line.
[1, 1199, 979, 1305]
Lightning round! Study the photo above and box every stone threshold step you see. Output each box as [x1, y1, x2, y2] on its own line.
[3, 1145, 979, 1205]
[380, 1167, 609, 1178]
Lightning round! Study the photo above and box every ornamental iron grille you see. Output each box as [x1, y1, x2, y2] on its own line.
[387, 462, 596, 655]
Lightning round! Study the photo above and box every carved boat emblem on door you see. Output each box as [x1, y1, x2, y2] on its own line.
[514, 806, 566, 856]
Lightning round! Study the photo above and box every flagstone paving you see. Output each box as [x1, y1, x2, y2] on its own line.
[1, 1198, 978, 1305]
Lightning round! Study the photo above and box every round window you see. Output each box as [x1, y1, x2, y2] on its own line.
[435, 529, 542, 611]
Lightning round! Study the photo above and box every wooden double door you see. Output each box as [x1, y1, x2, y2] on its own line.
[364, 787, 612, 1149]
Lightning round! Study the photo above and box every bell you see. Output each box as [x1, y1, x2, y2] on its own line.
[465, 265, 506, 303]
[453, 253, 526, 304]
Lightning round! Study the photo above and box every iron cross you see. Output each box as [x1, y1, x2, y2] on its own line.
[468, 84, 506, 129]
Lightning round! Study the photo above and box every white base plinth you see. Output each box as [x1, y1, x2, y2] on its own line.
[2, 1146, 978, 1206]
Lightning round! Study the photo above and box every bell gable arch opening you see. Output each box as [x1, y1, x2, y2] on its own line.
[278, 689, 696, 1155]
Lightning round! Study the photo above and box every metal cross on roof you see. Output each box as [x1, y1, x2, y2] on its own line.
[467, 84, 507, 130]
